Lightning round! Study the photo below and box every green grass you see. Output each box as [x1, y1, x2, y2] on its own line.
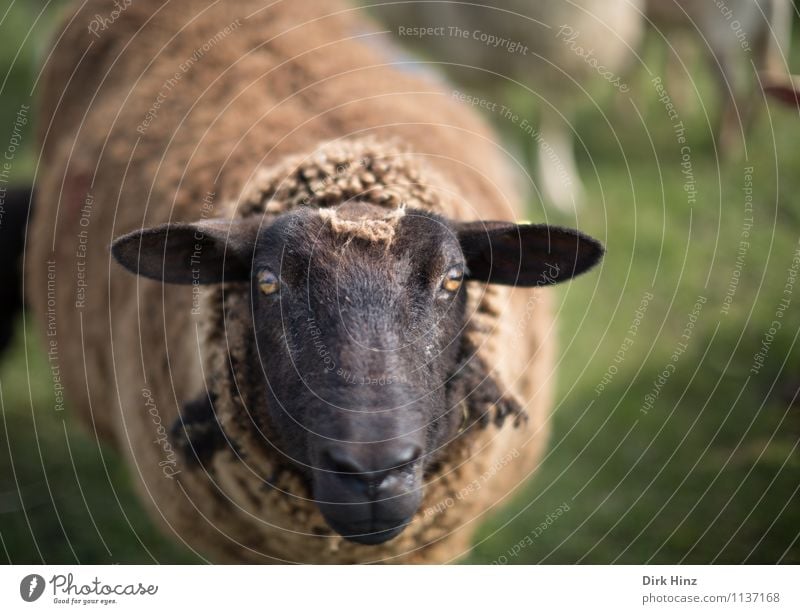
[1, 2, 798, 563]
[467, 69, 800, 564]
[0, 320, 197, 563]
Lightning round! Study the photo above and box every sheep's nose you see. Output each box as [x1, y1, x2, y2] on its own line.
[320, 442, 422, 498]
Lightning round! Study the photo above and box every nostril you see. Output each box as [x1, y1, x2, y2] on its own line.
[319, 443, 423, 483]
[322, 447, 366, 476]
[318, 443, 423, 502]
[391, 443, 423, 471]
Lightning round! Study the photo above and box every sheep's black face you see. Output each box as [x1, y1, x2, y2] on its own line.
[111, 200, 604, 546]
[250, 204, 467, 544]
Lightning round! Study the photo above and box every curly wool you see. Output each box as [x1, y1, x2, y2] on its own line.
[238, 139, 445, 214]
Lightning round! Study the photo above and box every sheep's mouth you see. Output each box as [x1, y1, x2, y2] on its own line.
[311, 463, 424, 546]
[322, 513, 413, 546]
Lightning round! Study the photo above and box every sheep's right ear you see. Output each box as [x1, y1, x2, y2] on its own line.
[457, 221, 604, 286]
[111, 218, 261, 284]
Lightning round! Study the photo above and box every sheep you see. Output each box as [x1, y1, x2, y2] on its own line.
[645, 0, 793, 151]
[25, 0, 603, 563]
[366, 0, 646, 212]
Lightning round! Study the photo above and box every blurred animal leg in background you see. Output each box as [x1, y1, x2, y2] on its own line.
[537, 105, 584, 213]
[708, 43, 745, 154]
[665, 33, 705, 115]
[759, 0, 794, 91]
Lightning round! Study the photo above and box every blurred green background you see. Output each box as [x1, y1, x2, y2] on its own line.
[0, 2, 798, 563]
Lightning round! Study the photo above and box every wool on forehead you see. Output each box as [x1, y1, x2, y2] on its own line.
[318, 202, 407, 244]
[231, 138, 455, 219]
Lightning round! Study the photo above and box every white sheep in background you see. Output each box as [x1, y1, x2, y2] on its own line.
[367, 0, 646, 212]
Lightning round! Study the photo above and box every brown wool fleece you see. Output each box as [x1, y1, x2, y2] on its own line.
[28, 0, 554, 563]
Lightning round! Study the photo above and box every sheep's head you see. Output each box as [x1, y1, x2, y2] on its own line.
[112, 201, 603, 545]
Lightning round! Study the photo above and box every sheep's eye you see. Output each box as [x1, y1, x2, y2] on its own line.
[441, 266, 464, 293]
[257, 269, 279, 295]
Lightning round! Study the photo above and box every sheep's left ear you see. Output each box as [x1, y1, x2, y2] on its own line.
[111, 217, 261, 284]
[457, 221, 604, 286]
